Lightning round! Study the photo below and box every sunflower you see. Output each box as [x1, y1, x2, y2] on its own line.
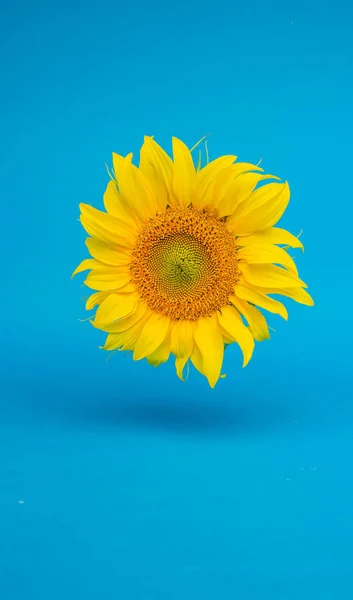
[72, 136, 313, 388]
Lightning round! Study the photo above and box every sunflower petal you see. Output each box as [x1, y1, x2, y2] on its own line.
[212, 163, 271, 210]
[112, 152, 130, 182]
[146, 329, 172, 367]
[98, 301, 149, 333]
[227, 181, 290, 235]
[230, 296, 270, 342]
[190, 343, 204, 376]
[217, 173, 278, 218]
[133, 313, 171, 361]
[103, 319, 143, 352]
[116, 281, 137, 294]
[241, 263, 307, 289]
[71, 258, 102, 278]
[170, 320, 195, 381]
[79, 204, 135, 248]
[233, 281, 288, 320]
[237, 243, 298, 274]
[139, 142, 169, 211]
[118, 156, 157, 221]
[251, 285, 314, 306]
[193, 314, 224, 388]
[102, 333, 125, 351]
[94, 292, 139, 325]
[85, 238, 131, 266]
[172, 137, 196, 207]
[217, 306, 254, 367]
[142, 136, 173, 195]
[103, 180, 121, 216]
[103, 180, 139, 228]
[237, 227, 304, 251]
[84, 268, 132, 291]
[231, 162, 263, 175]
[194, 156, 237, 209]
[85, 291, 109, 310]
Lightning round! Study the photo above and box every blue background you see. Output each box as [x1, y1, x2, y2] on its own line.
[1, 0, 352, 598]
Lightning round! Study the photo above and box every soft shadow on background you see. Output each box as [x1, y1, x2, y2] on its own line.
[2, 362, 347, 437]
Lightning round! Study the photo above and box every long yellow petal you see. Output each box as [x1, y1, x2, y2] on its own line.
[94, 292, 139, 325]
[84, 268, 132, 291]
[146, 328, 172, 367]
[71, 258, 103, 278]
[198, 160, 264, 209]
[217, 173, 277, 218]
[233, 281, 288, 320]
[133, 313, 171, 361]
[250, 285, 314, 306]
[170, 320, 195, 381]
[194, 156, 237, 209]
[212, 163, 269, 210]
[139, 142, 169, 211]
[240, 263, 307, 289]
[193, 314, 224, 388]
[237, 244, 298, 274]
[112, 152, 131, 182]
[230, 296, 270, 342]
[217, 306, 254, 367]
[79, 204, 135, 248]
[85, 238, 131, 267]
[104, 307, 156, 350]
[103, 180, 121, 216]
[119, 156, 157, 221]
[227, 181, 290, 235]
[98, 301, 149, 333]
[231, 162, 263, 176]
[190, 343, 204, 376]
[172, 137, 196, 207]
[85, 291, 110, 311]
[102, 333, 126, 351]
[116, 281, 137, 294]
[142, 136, 173, 196]
[103, 319, 146, 352]
[103, 180, 139, 228]
[237, 227, 304, 251]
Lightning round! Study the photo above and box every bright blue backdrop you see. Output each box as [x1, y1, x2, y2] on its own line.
[1, 0, 352, 598]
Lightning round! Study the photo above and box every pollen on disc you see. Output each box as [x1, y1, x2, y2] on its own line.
[130, 206, 240, 320]
[147, 233, 213, 295]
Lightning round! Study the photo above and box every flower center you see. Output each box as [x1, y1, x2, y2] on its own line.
[149, 233, 212, 294]
[130, 206, 240, 320]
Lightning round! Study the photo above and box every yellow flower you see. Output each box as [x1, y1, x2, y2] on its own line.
[73, 136, 313, 388]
